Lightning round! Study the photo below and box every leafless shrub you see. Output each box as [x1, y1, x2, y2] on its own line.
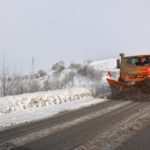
[52, 61, 65, 73]
[77, 64, 102, 81]
[43, 71, 75, 91]
[28, 79, 41, 93]
[67, 71, 75, 82]
[77, 65, 88, 76]
[43, 78, 50, 91]
[3, 75, 41, 96]
[6, 76, 25, 95]
[42, 78, 62, 91]
[69, 63, 82, 70]
[34, 70, 47, 78]
[0, 58, 104, 97]
[61, 71, 75, 88]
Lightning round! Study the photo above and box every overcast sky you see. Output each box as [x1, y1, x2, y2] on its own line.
[0, 0, 150, 73]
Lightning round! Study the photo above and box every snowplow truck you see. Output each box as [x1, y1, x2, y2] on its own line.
[107, 53, 150, 100]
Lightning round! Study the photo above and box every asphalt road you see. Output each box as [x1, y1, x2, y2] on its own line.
[0, 99, 150, 150]
[116, 123, 150, 150]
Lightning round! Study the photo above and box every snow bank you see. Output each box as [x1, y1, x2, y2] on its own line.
[0, 88, 92, 115]
[0, 98, 106, 129]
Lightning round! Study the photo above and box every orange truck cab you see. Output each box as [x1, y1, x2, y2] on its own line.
[107, 53, 150, 94]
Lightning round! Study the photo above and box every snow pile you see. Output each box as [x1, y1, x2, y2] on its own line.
[0, 88, 92, 115]
[0, 98, 106, 129]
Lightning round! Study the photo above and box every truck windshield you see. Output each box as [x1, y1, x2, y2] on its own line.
[125, 57, 150, 66]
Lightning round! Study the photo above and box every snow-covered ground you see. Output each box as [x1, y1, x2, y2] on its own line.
[0, 58, 119, 130]
[0, 97, 106, 130]
[0, 88, 92, 115]
[0, 87, 102, 129]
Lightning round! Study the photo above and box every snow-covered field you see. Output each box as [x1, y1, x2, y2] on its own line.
[0, 87, 94, 128]
[0, 58, 119, 130]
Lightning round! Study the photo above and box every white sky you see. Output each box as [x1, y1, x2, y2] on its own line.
[0, 0, 150, 73]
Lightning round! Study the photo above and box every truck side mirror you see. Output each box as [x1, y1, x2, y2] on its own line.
[120, 53, 124, 57]
[117, 59, 121, 68]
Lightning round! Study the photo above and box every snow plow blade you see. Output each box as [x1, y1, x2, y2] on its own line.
[107, 77, 150, 100]
[133, 77, 150, 93]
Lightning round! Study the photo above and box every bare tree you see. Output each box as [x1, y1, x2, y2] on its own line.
[1, 54, 7, 96]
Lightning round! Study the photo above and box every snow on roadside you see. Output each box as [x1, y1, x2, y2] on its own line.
[0, 88, 92, 115]
[0, 97, 106, 130]
[0, 58, 119, 130]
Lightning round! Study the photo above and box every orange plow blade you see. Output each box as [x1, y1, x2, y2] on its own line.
[107, 77, 150, 100]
